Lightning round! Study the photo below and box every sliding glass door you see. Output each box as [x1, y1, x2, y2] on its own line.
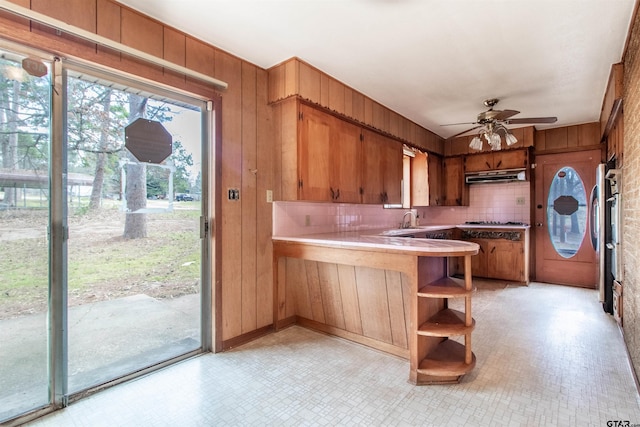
[0, 42, 211, 423]
[0, 46, 52, 421]
[65, 70, 205, 393]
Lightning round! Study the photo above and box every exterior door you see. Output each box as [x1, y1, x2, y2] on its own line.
[534, 150, 601, 287]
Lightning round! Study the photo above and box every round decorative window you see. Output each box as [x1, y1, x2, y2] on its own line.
[547, 167, 587, 258]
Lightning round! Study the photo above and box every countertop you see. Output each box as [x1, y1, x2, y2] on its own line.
[273, 228, 479, 257]
[273, 223, 529, 257]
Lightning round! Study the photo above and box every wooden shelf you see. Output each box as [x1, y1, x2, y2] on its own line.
[417, 339, 476, 377]
[417, 277, 474, 298]
[418, 309, 475, 337]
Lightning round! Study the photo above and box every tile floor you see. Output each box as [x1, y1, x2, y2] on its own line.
[27, 282, 640, 426]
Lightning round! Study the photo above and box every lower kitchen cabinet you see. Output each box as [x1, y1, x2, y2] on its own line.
[452, 228, 529, 283]
[486, 240, 524, 282]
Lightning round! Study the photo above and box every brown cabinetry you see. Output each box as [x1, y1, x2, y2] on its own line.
[443, 156, 468, 206]
[277, 100, 403, 204]
[361, 129, 403, 204]
[464, 149, 529, 173]
[453, 228, 529, 283]
[298, 104, 361, 203]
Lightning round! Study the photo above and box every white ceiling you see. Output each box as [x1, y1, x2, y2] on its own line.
[117, 0, 636, 139]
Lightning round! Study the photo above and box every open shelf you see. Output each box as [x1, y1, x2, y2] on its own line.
[417, 277, 474, 298]
[417, 308, 475, 337]
[417, 339, 476, 377]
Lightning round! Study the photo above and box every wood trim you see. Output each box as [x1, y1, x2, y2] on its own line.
[220, 324, 275, 351]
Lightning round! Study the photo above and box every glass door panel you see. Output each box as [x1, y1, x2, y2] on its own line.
[65, 73, 203, 392]
[0, 49, 51, 421]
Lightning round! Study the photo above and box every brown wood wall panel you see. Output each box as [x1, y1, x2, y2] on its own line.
[0, 0, 30, 29]
[291, 258, 312, 319]
[186, 37, 215, 77]
[97, 0, 121, 42]
[329, 78, 345, 113]
[120, 8, 163, 58]
[32, 0, 97, 32]
[352, 91, 365, 123]
[256, 68, 274, 329]
[355, 267, 393, 344]
[299, 61, 320, 102]
[318, 263, 346, 329]
[320, 74, 330, 108]
[216, 49, 244, 341]
[343, 86, 353, 118]
[241, 62, 258, 334]
[337, 264, 363, 335]
[305, 260, 326, 323]
[385, 270, 408, 348]
[268, 62, 285, 103]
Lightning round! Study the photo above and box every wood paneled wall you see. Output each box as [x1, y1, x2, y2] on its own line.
[268, 57, 444, 155]
[534, 122, 601, 154]
[0, 0, 274, 349]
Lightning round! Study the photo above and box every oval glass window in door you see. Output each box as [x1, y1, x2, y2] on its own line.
[547, 167, 587, 258]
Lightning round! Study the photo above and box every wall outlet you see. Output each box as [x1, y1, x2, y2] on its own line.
[266, 190, 273, 203]
[516, 196, 525, 206]
[305, 215, 311, 226]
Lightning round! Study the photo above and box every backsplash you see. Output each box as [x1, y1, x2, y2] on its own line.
[273, 182, 530, 237]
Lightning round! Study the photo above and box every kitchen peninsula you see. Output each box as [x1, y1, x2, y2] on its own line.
[273, 229, 479, 384]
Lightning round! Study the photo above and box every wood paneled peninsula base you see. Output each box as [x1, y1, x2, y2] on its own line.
[273, 232, 479, 385]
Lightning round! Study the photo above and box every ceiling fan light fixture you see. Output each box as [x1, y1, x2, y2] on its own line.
[505, 132, 518, 146]
[469, 136, 483, 151]
[489, 133, 502, 150]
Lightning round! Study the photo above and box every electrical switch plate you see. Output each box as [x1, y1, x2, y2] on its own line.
[516, 196, 525, 205]
[266, 190, 273, 203]
[227, 188, 240, 201]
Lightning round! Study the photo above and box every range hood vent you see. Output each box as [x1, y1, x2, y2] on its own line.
[465, 169, 527, 184]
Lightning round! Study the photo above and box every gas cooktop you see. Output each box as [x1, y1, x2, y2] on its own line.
[464, 221, 528, 226]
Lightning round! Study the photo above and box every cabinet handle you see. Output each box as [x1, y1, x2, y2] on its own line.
[496, 160, 502, 168]
[485, 161, 491, 169]
[490, 247, 496, 254]
[479, 246, 485, 253]
[335, 189, 340, 200]
[330, 187, 335, 199]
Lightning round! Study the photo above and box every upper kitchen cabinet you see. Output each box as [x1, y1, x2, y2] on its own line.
[274, 99, 402, 204]
[268, 57, 445, 156]
[297, 104, 361, 203]
[464, 148, 529, 173]
[442, 156, 468, 206]
[361, 129, 403, 204]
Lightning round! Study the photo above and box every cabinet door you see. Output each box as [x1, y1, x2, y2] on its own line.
[469, 239, 488, 277]
[332, 118, 362, 203]
[298, 105, 332, 201]
[487, 240, 524, 281]
[382, 138, 403, 204]
[443, 157, 468, 206]
[361, 130, 386, 204]
[464, 153, 493, 172]
[427, 154, 443, 206]
[493, 149, 528, 170]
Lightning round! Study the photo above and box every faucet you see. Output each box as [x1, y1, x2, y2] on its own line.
[401, 211, 417, 229]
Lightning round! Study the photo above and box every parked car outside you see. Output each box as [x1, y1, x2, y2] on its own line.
[175, 193, 194, 201]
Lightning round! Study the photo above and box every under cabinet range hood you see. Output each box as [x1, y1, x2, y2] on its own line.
[465, 169, 526, 184]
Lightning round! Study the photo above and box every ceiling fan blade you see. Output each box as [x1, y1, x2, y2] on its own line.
[493, 109, 520, 120]
[506, 117, 558, 124]
[449, 125, 482, 139]
[440, 121, 478, 127]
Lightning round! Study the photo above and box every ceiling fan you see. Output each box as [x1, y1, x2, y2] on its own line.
[442, 98, 557, 150]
